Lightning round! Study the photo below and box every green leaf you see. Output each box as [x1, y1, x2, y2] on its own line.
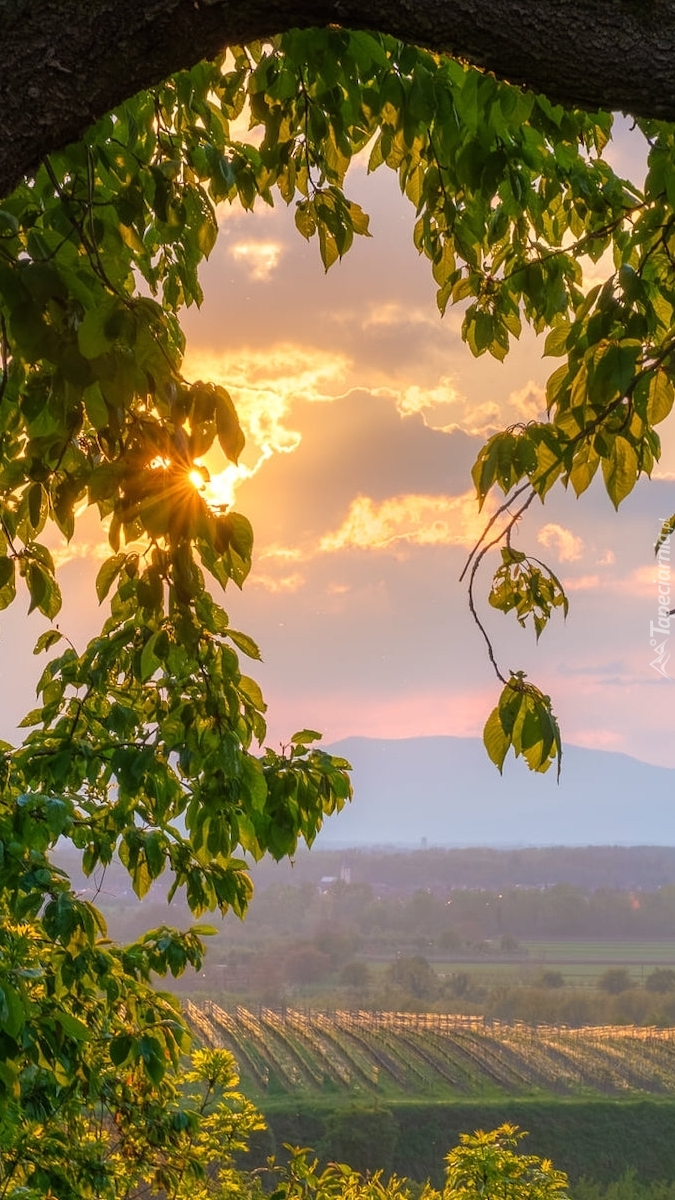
[77, 297, 117, 359]
[58, 1011, 92, 1042]
[109, 1034, 134, 1066]
[215, 386, 245, 464]
[25, 562, 61, 619]
[95, 553, 127, 603]
[485, 676, 562, 777]
[602, 435, 639, 508]
[227, 628, 262, 660]
[33, 628, 63, 655]
[0, 983, 25, 1038]
[0, 555, 16, 610]
[544, 322, 570, 357]
[139, 1034, 166, 1084]
[483, 706, 509, 774]
[140, 632, 161, 682]
[647, 369, 675, 425]
[144, 830, 165, 880]
[291, 729, 322, 744]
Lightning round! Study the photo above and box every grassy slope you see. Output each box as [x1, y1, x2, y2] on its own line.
[249, 1098, 675, 1187]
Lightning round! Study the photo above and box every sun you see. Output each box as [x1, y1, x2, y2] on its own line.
[188, 468, 206, 492]
[188, 460, 249, 510]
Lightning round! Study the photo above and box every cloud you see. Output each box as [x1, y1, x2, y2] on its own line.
[361, 302, 440, 331]
[537, 522, 584, 562]
[382, 377, 505, 436]
[51, 540, 110, 570]
[229, 239, 284, 280]
[508, 381, 547, 422]
[391, 377, 464, 420]
[319, 491, 490, 553]
[620, 564, 664, 598]
[249, 571, 306, 594]
[260, 545, 304, 562]
[577, 247, 615, 295]
[562, 574, 600, 591]
[183, 343, 350, 479]
[226, 390, 483, 554]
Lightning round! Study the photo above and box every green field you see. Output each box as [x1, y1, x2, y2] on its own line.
[522, 940, 675, 964]
[410, 939, 675, 989]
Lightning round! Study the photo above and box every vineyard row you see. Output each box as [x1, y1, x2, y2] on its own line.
[184, 1003, 675, 1098]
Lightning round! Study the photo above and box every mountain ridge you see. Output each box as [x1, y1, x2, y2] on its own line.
[317, 735, 675, 847]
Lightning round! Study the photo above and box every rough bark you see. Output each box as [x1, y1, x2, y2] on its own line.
[1, 0, 674, 200]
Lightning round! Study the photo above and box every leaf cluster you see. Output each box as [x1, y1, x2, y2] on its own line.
[483, 674, 562, 778]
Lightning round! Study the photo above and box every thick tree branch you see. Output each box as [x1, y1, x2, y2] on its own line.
[1, 0, 674, 200]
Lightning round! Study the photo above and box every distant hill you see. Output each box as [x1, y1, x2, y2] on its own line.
[316, 736, 675, 848]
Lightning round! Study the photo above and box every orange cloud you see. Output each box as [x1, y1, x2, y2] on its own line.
[319, 491, 491, 553]
[392, 377, 464, 420]
[620, 565, 664, 598]
[509, 380, 546, 422]
[563, 574, 600, 591]
[362, 302, 439, 331]
[249, 571, 305, 594]
[51, 540, 110, 570]
[182, 344, 350, 487]
[538, 522, 584, 562]
[229, 239, 284, 280]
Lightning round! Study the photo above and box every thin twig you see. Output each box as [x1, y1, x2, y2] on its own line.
[465, 488, 538, 685]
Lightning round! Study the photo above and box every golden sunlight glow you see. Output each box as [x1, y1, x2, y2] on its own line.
[189, 468, 206, 491]
[319, 491, 495, 553]
[201, 462, 252, 510]
[183, 345, 349, 447]
[182, 344, 350, 506]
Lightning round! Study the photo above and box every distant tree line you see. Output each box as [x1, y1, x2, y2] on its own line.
[205, 879, 675, 945]
[247, 845, 675, 894]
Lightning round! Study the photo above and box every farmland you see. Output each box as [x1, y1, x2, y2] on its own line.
[185, 1003, 675, 1100]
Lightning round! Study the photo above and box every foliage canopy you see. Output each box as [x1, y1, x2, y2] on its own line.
[1, 22, 675, 1193]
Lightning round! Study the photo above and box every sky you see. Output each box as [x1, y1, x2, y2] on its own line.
[2, 119, 675, 779]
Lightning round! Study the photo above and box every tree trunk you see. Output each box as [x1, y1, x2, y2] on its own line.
[1, 0, 674, 200]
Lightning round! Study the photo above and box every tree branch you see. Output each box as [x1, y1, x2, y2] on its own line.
[1, 0, 674, 201]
